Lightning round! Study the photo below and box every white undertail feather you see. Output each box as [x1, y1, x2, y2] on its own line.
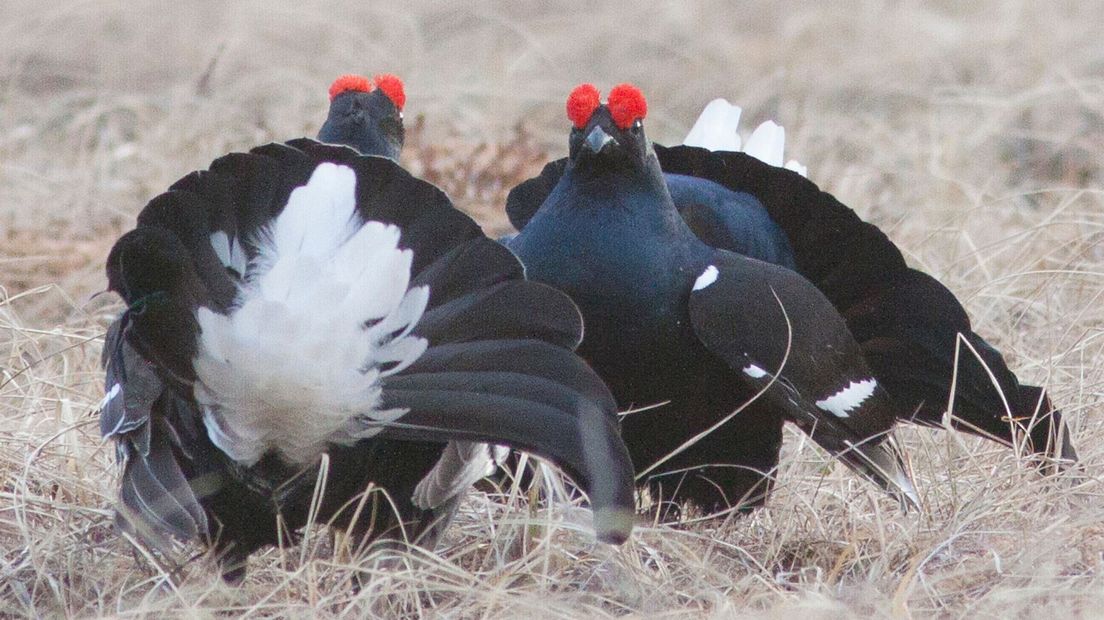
[683, 98, 808, 178]
[743, 121, 785, 168]
[210, 231, 247, 276]
[683, 99, 743, 152]
[783, 159, 808, 177]
[412, 441, 499, 510]
[194, 163, 429, 466]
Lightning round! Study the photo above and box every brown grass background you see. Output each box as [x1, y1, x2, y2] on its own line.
[3, 0, 1103, 617]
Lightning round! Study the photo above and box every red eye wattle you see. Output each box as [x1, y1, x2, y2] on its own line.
[328, 74, 373, 101]
[607, 83, 647, 130]
[373, 73, 406, 111]
[566, 83, 601, 129]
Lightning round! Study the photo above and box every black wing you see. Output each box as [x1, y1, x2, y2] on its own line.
[687, 250, 918, 507]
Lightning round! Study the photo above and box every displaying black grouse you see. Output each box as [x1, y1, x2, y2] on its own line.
[508, 83, 918, 515]
[507, 93, 1074, 466]
[99, 138, 635, 581]
[317, 74, 406, 159]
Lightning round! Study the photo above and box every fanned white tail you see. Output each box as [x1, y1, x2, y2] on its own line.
[193, 162, 429, 466]
[683, 98, 808, 177]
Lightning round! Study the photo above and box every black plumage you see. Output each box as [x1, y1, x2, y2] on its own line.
[506, 115, 1074, 466]
[508, 84, 916, 516]
[100, 139, 634, 581]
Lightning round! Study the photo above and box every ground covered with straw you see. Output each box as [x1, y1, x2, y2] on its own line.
[2, 1, 1103, 617]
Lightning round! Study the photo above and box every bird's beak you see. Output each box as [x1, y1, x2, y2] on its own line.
[583, 126, 616, 154]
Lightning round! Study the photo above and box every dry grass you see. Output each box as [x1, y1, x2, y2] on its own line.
[3, 0, 1104, 617]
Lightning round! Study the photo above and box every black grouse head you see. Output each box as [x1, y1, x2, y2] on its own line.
[317, 74, 405, 160]
[566, 83, 652, 177]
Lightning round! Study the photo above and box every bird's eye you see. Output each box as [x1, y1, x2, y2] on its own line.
[633, 119, 643, 131]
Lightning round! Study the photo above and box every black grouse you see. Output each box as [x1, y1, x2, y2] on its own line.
[507, 93, 1075, 466]
[507, 83, 918, 516]
[99, 138, 635, 581]
[316, 74, 405, 160]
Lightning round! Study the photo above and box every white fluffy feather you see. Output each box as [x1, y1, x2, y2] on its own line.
[683, 100, 808, 178]
[193, 162, 429, 466]
[683, 98, 743, 152]
[743, 120, 785, 167]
